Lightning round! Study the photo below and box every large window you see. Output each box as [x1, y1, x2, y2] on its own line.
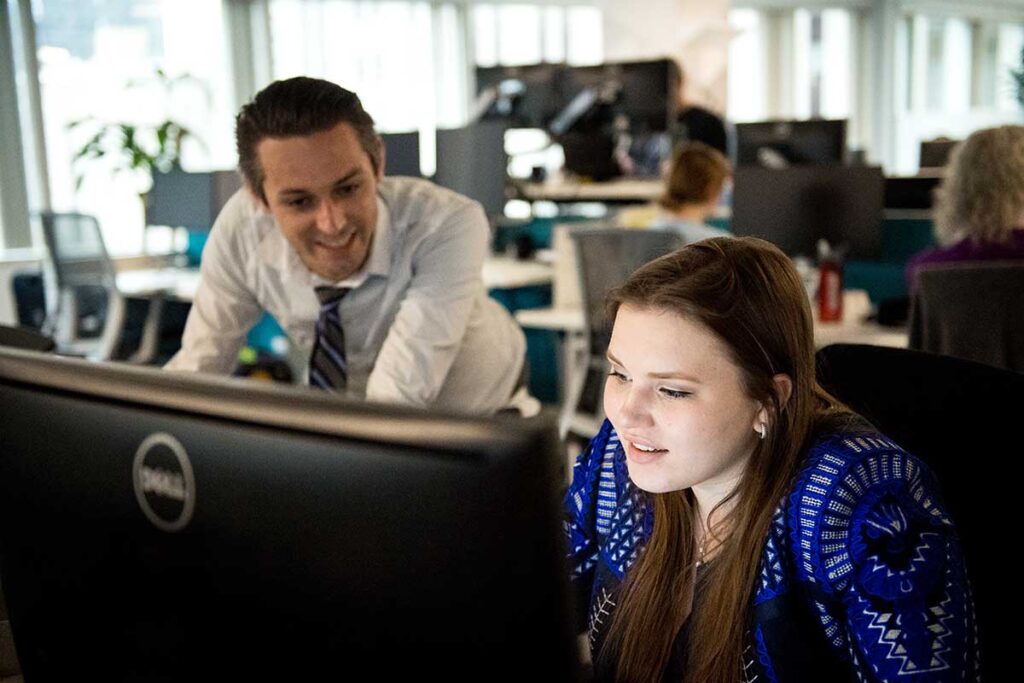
[472, 4, 603, 182]
[728, 2, 1024, 174]
[269, 1, 465, 131]
[33, 0, 234, 254]
[727, 7, 855, 122]
[727, 8, 766, 124]
[895, 12, 1024, 173]
[264, 2, 600, 177]
[472, 3, 603, 68]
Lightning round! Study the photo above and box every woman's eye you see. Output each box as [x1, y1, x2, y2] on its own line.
[660, 388, 692, 399]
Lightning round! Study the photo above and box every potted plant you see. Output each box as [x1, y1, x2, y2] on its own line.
[68, 69, 206, 193]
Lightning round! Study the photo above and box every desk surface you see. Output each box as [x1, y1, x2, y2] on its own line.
[520, 178, 662, 203]
[117, 267, 201, 301]
[482, 256, 553, 289]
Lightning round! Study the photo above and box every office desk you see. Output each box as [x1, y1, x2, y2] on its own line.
[482, 256, 553, 289]
[112, 267, 200, 363]
[519, 178, 662, 203]
[117, 267, 201, 302]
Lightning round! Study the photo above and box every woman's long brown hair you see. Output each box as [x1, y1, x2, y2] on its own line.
[598, 237, 852, 682]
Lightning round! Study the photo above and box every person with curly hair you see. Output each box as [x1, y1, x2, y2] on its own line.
[905, 124, 1024, 291]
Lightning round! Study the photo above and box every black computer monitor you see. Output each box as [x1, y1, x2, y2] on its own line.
[735, 119, 847, 166]
[147, 169, 243, 231]
[561, 59, 677, 135]
[884, 175, 942, 210]
[434, 120, 509, 217]
[919, 139, 958, 170]
[475, 63, 564, 129]
[381, 131, 422, 177]
[0, 348, 576, 680]
[731, 165, 885, 259]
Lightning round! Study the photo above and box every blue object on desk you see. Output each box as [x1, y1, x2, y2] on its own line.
[185, 231, 209, 267]
[246, 313, 286, 354]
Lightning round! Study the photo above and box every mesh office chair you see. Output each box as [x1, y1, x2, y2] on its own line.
[561, 228, 684, 438]
[909, 260, 1024, 372]
[816, 343, 1019, 675]
[38, 212, 163, 363]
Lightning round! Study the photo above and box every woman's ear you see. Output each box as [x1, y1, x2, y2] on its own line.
[751, 374, 793, 437]
[773, 374, 793, 412]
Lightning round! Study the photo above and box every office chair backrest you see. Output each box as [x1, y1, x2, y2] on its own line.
[39, 212, 118, 289]
[816, 343, 1019, 674]
[909, 260, 1024, 371]
[38, 212, 125, 359]
[570, 228, 683, 357]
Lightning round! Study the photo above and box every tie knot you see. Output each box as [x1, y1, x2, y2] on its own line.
[315, 286, 350, 307]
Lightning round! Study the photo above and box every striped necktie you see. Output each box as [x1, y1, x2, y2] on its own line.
[309, 286, 351, 390]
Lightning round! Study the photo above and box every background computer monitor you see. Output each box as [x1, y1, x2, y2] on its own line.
[918, 138, 959, 170]
[735, 119, 847, 166]
[731, 165, 885, 259]
[475, 63, 564, 129]
[560, 59, 677, 135]
[381, 131, 422, 177]
[147, 169, 242, 231]
[434, 120, 509, 217]
[884, 175, 942, 209]
[0, 348, 576, 679]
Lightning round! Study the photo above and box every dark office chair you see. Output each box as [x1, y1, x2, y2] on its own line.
[909, 260, 1024, 372]
[0, 585, 19, 682]
[561, 227, 683, 438]
[10, 272, 46, 330]
[0, 324, 55, 353]
[816, 343, 1019, 675]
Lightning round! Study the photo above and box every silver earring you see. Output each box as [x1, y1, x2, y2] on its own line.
[756, 423, 767, 440]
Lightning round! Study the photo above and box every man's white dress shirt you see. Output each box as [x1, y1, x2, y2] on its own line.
[166, 177, 526, 415]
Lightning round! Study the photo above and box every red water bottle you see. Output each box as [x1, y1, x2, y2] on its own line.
[817, 240, 843, 323]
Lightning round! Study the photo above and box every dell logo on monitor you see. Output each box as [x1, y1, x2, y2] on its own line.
[132, 432, 196, 532]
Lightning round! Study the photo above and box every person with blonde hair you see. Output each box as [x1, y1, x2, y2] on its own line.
[905, 124, 1024, 290]
[567, 237, 978, 682]
[617, 141, 731, 244]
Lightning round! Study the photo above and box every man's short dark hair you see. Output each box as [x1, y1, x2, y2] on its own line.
[236, 77, 380, 203]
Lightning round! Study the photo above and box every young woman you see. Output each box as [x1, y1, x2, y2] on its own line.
[616, 141, 731, 245]
[905, 124, 1024, 292]
[566, 237, 977, 682]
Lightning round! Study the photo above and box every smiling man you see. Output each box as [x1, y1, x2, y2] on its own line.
[165, 77, 528, 415]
